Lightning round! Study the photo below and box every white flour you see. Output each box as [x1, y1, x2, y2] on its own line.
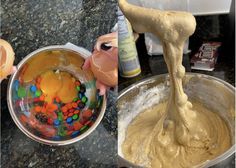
[118, 83, 169, 156]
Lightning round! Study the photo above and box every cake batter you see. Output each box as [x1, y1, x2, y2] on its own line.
[119, 0, 231, 167]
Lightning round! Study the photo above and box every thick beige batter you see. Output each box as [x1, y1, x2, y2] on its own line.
[122, 101, 231, 168]
[119, 0, 231, 167]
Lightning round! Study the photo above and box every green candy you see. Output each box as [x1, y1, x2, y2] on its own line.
[81, 96, 87, 103]
[35, 90, 42, 97]
[17, 87, 26, 98]
[58, 115, 63, 121]
[80, 125, 88, 132]
[57, 112, 63, 121]
[58, 127, 66, 136]
[76, 86, 80, 91]
[58, 111, 63, 116]
[73, 97, 79, 102]
[72, 114, 78, 120]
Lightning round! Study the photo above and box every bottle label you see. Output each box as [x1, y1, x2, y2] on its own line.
[120, 58, 141, 72]
[118, 10, 141, 77]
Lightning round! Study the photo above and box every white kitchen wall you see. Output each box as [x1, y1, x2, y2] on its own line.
[189, 0, 232, 15]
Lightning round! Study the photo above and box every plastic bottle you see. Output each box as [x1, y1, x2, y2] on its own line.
[117, 7, 141, 78]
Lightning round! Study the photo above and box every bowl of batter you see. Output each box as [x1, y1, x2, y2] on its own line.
[7, 45, 106, 145]
[118, 73, 235, 168]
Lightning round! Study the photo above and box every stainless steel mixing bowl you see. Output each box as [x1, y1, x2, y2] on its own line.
[118, 73, 235, 168]
[7, 45, 106, 145]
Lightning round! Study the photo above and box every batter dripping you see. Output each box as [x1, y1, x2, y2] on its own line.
[119, 0, 231, 167]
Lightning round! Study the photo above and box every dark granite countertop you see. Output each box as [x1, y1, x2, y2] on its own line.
[1, 0, 117, 167]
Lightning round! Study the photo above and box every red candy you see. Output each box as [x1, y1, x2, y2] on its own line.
[66, 103, 73, 109]
[61, 106, 68, 113]
[20, 115, 28, 123]
[73, 122, 83, 130]
[72, 102, 78, 108]
[69, 109, 74, 113]
[74, 110, 80, 114]
[83, 109, 93, 119]
[34, 98, 40, 102]
[67, 130, 73, 135]
[34, 106, 42, 112]
[47, 118, 53, 125]
[46, 103, 58, 112]
[75, 81, 81, 86]
[68, 112, 74, 117]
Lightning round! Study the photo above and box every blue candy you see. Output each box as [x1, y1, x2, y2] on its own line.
[54, 119, 60, 126]
[71, 131, 80, 138]
[30, 85, 37, 93]
[79, 93, 83, 99]
[90, 115, 97, 121]
[66, 117, 73, 124]
[52, 136, 61, 140]
[13, 80, 19, 91]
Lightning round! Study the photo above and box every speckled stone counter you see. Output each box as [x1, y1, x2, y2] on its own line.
[1, 0, 117, 167]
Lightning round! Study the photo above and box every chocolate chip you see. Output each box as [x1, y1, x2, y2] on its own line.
[35, 113, 48, 123]
[78, 102, 85, 109]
